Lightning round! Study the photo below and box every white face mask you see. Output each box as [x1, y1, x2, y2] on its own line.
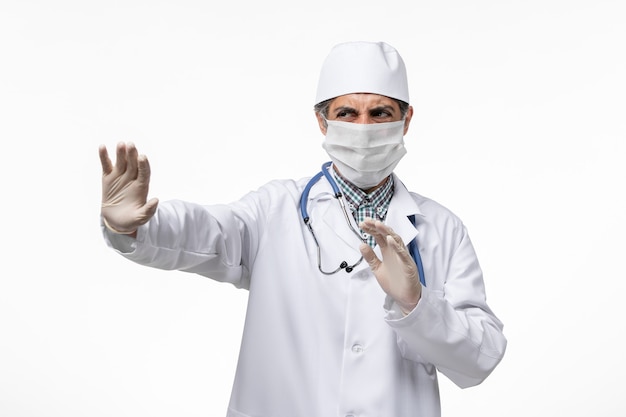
[322, 119, 407, 189]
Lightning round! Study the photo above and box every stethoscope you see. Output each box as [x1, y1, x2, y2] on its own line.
[300, 161, 426, 286]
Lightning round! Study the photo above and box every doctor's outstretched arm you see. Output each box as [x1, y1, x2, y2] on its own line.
[99, 142, 159, 236]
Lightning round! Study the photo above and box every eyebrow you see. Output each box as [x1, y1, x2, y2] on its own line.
[369, 105, 397, 115]
[332, 105, 397, 116]
[332, 105, 357, 116]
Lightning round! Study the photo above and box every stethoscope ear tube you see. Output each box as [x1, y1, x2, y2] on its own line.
[300, 170, 324, 222]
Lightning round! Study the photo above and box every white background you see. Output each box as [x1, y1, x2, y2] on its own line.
[1, 0, 625, 416]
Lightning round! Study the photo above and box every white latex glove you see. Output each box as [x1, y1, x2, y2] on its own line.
[99, 142, 159, 234]
[359, 218, 421, 315]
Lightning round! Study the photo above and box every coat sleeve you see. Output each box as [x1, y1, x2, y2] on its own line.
[384, 220, 507, 388]
[101, 199, 258, 289]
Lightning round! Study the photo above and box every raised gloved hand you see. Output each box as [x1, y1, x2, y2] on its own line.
[359, 218, 421, 315]
[99, 142, 159, 235]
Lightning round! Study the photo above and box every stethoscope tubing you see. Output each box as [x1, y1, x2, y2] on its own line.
[300, 162, 426, 286]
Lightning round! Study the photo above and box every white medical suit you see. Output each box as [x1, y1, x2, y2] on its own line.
[103, 171, 507, 417]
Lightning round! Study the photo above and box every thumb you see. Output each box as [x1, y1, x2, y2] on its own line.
[137, 198, 159, 225]
[359, 243, 381, 272]
[360, 242, 390, 294]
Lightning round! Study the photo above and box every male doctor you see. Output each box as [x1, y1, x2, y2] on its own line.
[99, 41, 506, 417]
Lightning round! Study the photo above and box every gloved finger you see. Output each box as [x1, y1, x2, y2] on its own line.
[114, 142, 128, 173]
[385, 234, 416, 270]
[137, 154, 151, 187]
[361, 242, 391, 293]
[99, 145, 113, 175]
[360, 218, 389, 248]
[361, 218, 399, 249]
[386, 231, 405, 254]
[125, 142, 139, 180]
[359, 242, 382, 272]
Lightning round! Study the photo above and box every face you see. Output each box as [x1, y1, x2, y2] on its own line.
[316, 93, 413, 136]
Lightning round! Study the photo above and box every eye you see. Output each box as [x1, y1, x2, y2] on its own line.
[335, 109, 357, 120]
[370, 108, 393, 119]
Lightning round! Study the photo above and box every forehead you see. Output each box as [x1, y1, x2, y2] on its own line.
[329, 93, 399, 111]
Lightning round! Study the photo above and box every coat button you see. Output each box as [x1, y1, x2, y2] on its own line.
[351, 344, 364, 353]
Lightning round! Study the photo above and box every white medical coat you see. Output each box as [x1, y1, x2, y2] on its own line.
[103, 172, 507, 417]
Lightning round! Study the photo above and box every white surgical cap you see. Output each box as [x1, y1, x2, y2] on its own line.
[314, 41, 409, 105]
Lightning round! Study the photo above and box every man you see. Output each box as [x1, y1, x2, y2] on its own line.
[99, 41, 506, 417]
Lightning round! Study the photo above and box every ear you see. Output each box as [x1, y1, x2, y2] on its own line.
[315, 112, 328, 136]
[403, 106, 414, 135]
